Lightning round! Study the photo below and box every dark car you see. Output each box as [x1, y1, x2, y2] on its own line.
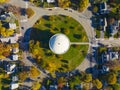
[21, 27, 24, 30]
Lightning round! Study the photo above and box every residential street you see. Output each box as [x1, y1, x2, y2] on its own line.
[7, 0, 120, 87]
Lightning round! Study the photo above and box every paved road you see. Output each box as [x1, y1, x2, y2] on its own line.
[70, 42, 90, 45]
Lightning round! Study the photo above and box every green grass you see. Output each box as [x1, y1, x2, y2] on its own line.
[30, 15, 89, 71]
[95, 29, 100, 38]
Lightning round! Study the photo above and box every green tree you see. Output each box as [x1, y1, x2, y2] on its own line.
[107, 72, 117, 85]
[113, 83, 120, 90]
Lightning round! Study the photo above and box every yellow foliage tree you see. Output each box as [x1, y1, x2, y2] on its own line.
[83, 73, 92, 83]
[93, 79, 102, 89]
[32, 81, 41, 90]
[58, 0, 71, 8]
[107, 72, 117, 85]
[79, 0, 89, 12]
[29, 66, 40, 78]
[46, 61, 59, 73]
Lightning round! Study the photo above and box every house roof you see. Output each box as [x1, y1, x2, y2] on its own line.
[9, 23, 16, 29]
[6, 64, 16, 74]
[47, 0, 55, 3]
[49, 85, 57, 90]
[10, 83, 19, 90]
[12, 54, 18, 61]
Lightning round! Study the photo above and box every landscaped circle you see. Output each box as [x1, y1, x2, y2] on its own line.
[30, 15, 89, 72]
[49, 33, 70, 54]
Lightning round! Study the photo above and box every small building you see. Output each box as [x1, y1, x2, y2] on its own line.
[47, 0, 55, 3]
[12, 54, 18, 61]
[98, 65, 109, 74]
[0, 37, 17, 43]
[49, 85, 57, 90]
[10, 82, 19, 90]
[9, 23, 16, 29]
[99, 2, 107, 14]
[6, 64, 16, 74]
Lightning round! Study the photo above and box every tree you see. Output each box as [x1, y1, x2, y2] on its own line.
[108, 18, 115, 25]
[79, 0, 89, 12]
[57, 77, 66, 89]
[26, 8, 35, 18]
[2, 51, 10, 57]
[18, 71, 28, 82]
[107, 72, 117, 85]
[93, 79, 102, 89]
[0, 0, 8, 3]
[29, 66, 40, 78]
[92, 6, 98, 13]
[58, 0, 71, 8]
[62, 29, 70, 35]
[83, 73, 92, 83]
[5, 5, 21, 16]
[32, 81, 41, 90]
[113, 83, 120, 90]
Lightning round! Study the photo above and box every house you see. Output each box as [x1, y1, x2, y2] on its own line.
[47, 0, 55, 3]
[5, 64, 16, 74]
[10, 82, 19, 90]
[12, 54, 18, 61]
[102, 51, 119, 63]
[107, 20, 120, 35]
[12, 76, 18, 82]
[0, 37, 17, 43]
[49, 85, 57, 90]
[9, 23, 16, 29]
[40, 86, 47, 90]
[99, 2, 107, 14]
[12, 48, 19, 53]
[98, 65, 109, 74]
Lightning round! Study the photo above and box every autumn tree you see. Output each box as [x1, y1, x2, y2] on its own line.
[58, 0, 71, 8]
[79, 0, 89, 12]
[0, 27, 14, 37]
[107, 72, 117, 85]
[0, 0, 8, 3]
[83, 73, 92, 83]
[26, 8, 35, 18]
[32, 81, 41, 90]
[18, 71, 28, 82]
[57, 77, 66, 89]
[5, 5, 21, 16]
[93, 79, 103, 89]
[92, 6, 98, 13]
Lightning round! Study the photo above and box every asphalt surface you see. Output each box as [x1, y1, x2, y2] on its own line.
[7, 0, 120, 87]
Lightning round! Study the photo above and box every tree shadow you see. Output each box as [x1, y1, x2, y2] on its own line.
[20, 8, 26, 16]
[30, 27, 54, 49]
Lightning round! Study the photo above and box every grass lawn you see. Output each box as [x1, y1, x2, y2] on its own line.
[95, 29, 100, 38]
[30, 15, 89, 72]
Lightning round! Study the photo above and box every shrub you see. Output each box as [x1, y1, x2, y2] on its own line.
[26, 8, 35, 18]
